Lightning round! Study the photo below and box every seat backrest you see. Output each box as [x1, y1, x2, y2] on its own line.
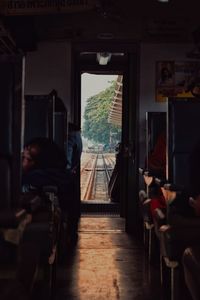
[54, 97, 67, 150]
[0, 159, 11, 210]
[54, 112, 67, 150]
[146, 111, 166, 155]
[167, 99, 200, 191]
[0, 56, 23, 209]
[0, 62, 13, 156]
[24, 95, 53, 144]
[145, 112, 166, 180]
[24, 93, 67, 150]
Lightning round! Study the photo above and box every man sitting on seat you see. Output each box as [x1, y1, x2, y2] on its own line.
[21, 137, 71, 211]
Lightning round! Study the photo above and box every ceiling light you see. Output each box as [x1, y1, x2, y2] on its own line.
[96, 52, 112, 65]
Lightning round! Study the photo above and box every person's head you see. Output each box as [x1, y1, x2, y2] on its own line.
[22, 143, 40, 173]
[22, 137, 67, 173]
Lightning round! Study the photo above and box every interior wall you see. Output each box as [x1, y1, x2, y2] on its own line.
[24, 40, 194, 171]
[139, 43, 194, 172]
[24, 41, 71, 116]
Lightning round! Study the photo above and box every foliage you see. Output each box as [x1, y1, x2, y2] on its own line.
[82, 80, 121, 145]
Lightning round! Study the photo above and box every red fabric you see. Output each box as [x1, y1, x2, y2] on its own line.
[148, 132, 166, 176]
[150, 194, 166, 217]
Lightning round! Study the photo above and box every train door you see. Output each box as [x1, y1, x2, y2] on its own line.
[71, 41, 139, 233]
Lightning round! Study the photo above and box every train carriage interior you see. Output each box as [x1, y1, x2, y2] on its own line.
[1, 0, 200, 299]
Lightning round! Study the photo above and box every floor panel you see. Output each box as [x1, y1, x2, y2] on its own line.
[56, 217, 164, 300]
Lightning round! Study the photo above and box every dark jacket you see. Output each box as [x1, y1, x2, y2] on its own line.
[22, 168, 73, 211]
[66, 131, 82, 172]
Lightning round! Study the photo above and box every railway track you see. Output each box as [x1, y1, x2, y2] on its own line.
[81, 152, 115, 201]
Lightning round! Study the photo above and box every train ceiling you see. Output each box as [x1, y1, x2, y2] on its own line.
[1, 0, 200, 51]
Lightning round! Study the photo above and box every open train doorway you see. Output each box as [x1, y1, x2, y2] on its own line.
[72, 43, 138, 232]
[80, 73, 122, 214]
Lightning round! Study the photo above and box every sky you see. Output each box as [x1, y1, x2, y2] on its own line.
[81, 73, 117, 124]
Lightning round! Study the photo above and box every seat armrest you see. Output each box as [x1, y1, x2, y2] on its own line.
[20, 193, 42, 213]
[159, 224, 171, 232]
[142, 198, 153, 223]
[182, 246, 200, 300]
[42, 186, 60, 208]
[139, 167, 144, 175]
[159, 225, 173, 257]
[143, 174, 154, 186]
[160, 222, 200, 260]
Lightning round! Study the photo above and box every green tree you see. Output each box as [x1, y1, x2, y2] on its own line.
[83, 80, 121, 145]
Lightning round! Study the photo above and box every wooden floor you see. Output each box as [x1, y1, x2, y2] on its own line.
[55, 216, 164, 300]
[0, 216, 192, 300]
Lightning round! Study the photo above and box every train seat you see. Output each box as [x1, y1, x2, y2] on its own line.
[159, 188, 200, 300]
[0, 181, 61, 297]
[139, 111, 166, 263]
[0, 158, 29, 259]
[182, 246, 200, 300]
[18, 186, 61, 296]
[157, 99, 200, 299]
[24, 90, 67, 149]
[139, 169, 163, 262]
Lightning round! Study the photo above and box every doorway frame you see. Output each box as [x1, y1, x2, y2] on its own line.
[71, 39, 140, 234]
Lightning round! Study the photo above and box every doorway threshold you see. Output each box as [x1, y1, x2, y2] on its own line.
[81, 200, 120, 216]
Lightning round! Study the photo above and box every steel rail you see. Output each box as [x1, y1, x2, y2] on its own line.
[102, 154, 112, 185]
[81, 156, 93, 174]
[81, 154, 98, 201]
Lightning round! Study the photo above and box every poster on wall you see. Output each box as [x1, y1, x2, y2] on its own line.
[156, 61, 200, 102]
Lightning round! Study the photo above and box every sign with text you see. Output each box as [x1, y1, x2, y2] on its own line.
[0, 0, 95, 15]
